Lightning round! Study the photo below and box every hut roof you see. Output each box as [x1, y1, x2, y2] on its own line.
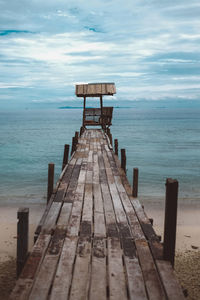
[75, 83, 116, 97]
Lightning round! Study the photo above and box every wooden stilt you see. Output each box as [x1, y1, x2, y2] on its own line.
[132, 168, 139, 197]
[114, 139, 118, 156]
[109, 133, 113, 146]
[121, 149, 126, 173]
[62, 144, 69, 170]
[71, 136, 76, 156]
[17, 208, 29, 277]
[80, 126, 84, 136]
[47, 163, 54, 204]
[163, 178, 178, 267]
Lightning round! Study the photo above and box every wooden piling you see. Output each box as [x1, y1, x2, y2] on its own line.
[62, 144, 69, 170]
[47, 163, 54, 204]
[80, 126, 84, 136]
[109, 133, 113, 146]
[132, 168, 139, 197]
[71, 136, 76, 156]
[17, 208, 29, 277]
[75, 131, 79, 141]
[163, 178, 178, 267]
[121, 149, 126, 173]
[114, 139, 118, 156]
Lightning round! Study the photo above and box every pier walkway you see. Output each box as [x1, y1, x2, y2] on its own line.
[10, 129, 184, 300]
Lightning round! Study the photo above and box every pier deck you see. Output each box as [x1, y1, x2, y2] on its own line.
[10, 129, 184, 300]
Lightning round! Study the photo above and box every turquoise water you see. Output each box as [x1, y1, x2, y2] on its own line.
[0, 99, 200, 204]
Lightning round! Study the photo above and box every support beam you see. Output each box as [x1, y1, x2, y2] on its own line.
[163, 178, 178, 267]
[62, 144, 69, 170]
[47, 163, 54, 204]
[17, 208, 29, 277]
[132, 168, 139, 198]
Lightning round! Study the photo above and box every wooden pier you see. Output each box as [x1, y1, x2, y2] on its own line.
[10, 128, 184, 300]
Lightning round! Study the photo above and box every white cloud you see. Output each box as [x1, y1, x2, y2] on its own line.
[0, 0, 200, 105]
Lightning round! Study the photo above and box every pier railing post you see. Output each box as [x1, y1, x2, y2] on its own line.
[80, 126, 84, 136]
[62, 144, 69, 170]
[109, 133, 113, 146]
[114, 139, 118, 156]
[132, 168, 139, 197]
[71, 136, 76, 156]
[47, 163, 54, 204]
[163, 178, 178, 267]
[121, 149, 126, 173]
[17, 208, 29, 277]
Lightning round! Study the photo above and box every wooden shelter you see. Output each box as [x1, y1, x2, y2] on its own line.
[75, 83, 116, 129]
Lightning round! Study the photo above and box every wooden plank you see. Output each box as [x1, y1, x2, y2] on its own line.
[42, 202, 62, 234]
[69, 237, 92, 300]
[80, 183, 93, 236]
[89, 238, 107, 300]
[107, 238, 128, 300]
[135, 240, 166, 300]
[29, 227, 66, 300]
[10, 234, 51, 300]
[50, 237, 78, 300]
[156, 260, 184, 300]
[124, 256, 148, 300]
[67, 183, 85, 237]
[64, 161, 82, 203]
[57, 203, 72, 229]
[29, 254, 59, 300]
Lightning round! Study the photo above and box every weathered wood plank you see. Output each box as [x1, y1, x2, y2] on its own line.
[29, 227, 67, 300]
[69, 237, 92, 300]
[156, 260, 184, 299]
[135, 240, 166, 300]
[108, 238, 128, 300]
[50, 237, 78, 300]
[42, 202, 62, 234]
[10, 234, 51, 300]
[89, 238, 107, 300]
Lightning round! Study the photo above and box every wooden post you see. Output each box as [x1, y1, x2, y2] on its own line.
[121, 149, 126, 173]
[83, 96, 86, 127]
[71, 136, 76, 156]
[62, 144, 69, 170]
[100, 95, 103, 128]
[17, 208, 29, 277]
[80, 126, 84, 136]
[114, 139, 118, 156]
[75, 131, 79, 144]
[132, 168, 139, 197]
[47, 163, 54, 204]
[163, 178, 178, 267]
[109, 133, 113, 146]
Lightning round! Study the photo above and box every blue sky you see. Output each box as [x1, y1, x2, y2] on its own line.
[1, 0, 200, 108]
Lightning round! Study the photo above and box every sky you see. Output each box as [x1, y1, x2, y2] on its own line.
[1, 0, 200, 108]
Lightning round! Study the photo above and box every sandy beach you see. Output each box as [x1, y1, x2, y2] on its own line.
[0, 201, 200, 299]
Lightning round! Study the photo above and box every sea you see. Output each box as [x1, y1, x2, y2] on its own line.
[0, 99, 200, 205]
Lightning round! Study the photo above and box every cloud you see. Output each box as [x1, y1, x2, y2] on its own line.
[0, 0, 200, 107]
